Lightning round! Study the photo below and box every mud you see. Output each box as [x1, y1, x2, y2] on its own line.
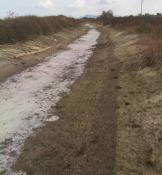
[0, 26, 100, 174]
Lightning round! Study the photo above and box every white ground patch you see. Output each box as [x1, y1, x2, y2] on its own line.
[0, 26, 100, 174]
[45, 116, 59, 122]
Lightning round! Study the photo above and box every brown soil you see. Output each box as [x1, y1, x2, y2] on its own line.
[13, 26, 162, 175]
[0, 25, 87, 82]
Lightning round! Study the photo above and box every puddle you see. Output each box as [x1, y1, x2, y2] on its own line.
[0, 25, 100, 174]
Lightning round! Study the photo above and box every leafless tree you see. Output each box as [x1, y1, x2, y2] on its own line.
[97, 10, 114, 25]
[6, 10, 19, 18]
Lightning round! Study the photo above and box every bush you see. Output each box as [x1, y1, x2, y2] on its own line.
[97, 10, 114, 25]
[111, 15, 162, 66]
[0, 15, 78, 44]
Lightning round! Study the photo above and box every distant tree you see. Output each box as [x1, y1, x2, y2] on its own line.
[97, 10, 114, 25]
[129, 15, 134, 18]
[7, 10, 16, 18]
[144, 13, 151, 17]
[156, 13, 162, 17]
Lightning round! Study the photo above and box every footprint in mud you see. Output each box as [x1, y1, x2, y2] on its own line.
[116, 85, 122, 89]
[125, 102, 130, 106]
[113, 76, 118, 79]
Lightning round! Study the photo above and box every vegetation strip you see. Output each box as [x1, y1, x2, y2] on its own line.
[0, 15, 78, 44]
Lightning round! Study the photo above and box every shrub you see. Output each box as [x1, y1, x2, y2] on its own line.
[97, 10, 114, 25]
[111, 15, 162, 66]
[0, 15, 78, 44]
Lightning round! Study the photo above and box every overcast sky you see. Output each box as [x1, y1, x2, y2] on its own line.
[0, 0, 162, 18]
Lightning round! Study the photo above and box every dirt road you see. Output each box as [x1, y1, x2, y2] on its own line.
[0, 25, 100, 175]
[13, 26, 119, 175]
[1, 25, 162, 175]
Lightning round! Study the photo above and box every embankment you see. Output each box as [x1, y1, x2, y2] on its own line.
[0, 23, 87, 81]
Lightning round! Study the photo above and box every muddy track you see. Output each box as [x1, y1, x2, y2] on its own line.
[0, 25, 100, 174]
[2, 25, 162, 175]
[13, 26, 119, 175]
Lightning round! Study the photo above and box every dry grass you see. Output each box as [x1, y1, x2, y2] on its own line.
[0, 15, 78, 44]
[112, 15, 162, 67]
